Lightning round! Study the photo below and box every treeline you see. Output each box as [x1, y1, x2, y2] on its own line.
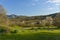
[7, 13, 60, 28]
[0, 5, 60, 28]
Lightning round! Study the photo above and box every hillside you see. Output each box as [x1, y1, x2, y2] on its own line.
[6, 12, 60, 27]
[7, 12, 60, 21]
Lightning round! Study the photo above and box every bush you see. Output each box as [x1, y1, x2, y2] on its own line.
[30, 28, 34, 30]
[0, 26, 8, 33]
[10, 30, 17, 33]
[0, 29, 6, 33]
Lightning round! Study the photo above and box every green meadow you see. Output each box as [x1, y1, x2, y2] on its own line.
[0, 29, 60, 40]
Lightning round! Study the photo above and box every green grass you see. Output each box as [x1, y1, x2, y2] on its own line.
[0, 30, 60, 40]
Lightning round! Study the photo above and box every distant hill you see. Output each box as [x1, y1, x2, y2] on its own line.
[7, 12, 60, 21]
[6, 12, 60, 27]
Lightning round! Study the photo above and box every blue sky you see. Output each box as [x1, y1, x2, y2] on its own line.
[0, 0, 60, 16]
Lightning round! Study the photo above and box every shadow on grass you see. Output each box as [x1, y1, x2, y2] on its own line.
[0, 32, 60, 40]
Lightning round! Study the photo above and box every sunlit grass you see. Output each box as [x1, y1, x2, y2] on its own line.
[0, 31, 60, 40]
[0, 26, 60, 40]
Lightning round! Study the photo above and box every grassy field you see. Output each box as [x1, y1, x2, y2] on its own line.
[0, 29, 60, 40]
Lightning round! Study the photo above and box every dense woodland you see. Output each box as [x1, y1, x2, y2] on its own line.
[0, 5, 60, 33]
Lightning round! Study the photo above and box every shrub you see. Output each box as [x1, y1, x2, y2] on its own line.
[10, 30, 17, 33]
[0, 28, 6, 33]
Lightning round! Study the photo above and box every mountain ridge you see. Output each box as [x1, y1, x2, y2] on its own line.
[7, 12, 60, 20]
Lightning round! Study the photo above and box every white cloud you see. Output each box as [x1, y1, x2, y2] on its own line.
[47, 0, 60, 3]
[46, 0, 60, 6]
[55, 3, 60, 7]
